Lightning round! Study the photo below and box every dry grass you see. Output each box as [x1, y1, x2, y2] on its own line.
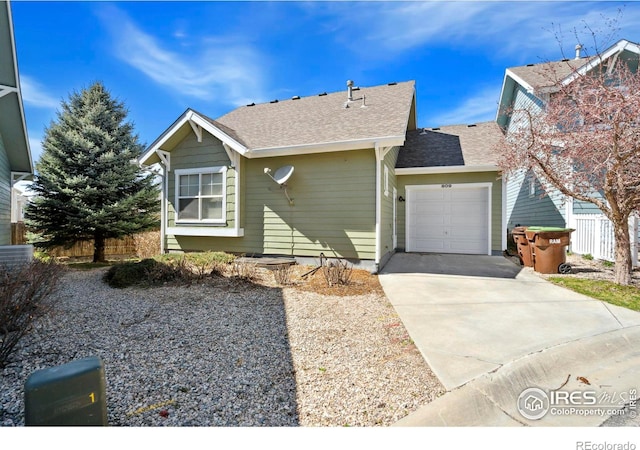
[254, 264, 383, 297]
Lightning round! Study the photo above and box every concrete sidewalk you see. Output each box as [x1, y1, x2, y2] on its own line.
[378, 253, 640, 426]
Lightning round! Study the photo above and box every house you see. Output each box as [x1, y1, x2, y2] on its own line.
[139, 81, 505, 272]
[0, 1, 33, 258]
[497, 39, 640, 265]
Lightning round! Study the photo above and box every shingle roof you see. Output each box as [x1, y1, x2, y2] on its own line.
[508, 58, 588, 90]
[396, 121, 502, 168]
[213, 81, 415, 150]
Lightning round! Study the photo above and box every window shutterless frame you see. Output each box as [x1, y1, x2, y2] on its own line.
[174, 167, 227, 224]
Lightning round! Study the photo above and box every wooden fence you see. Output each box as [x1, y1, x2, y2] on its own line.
[11, 224, 160, 260]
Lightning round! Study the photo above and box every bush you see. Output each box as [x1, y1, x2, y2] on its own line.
[0, 260, 65, 368]
[321, 259, 353, 287]
[104, 252, 236, 288]
[273, 264, 293, 285]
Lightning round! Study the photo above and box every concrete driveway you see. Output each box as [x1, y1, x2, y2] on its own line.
[379, 253, 640, 426]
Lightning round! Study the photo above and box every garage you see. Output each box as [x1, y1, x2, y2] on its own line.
[405, 183, 491, 255]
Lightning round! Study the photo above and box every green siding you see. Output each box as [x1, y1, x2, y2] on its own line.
[396, 172, 503, 253]
[379, 147, 399, 263]
[168, 148, 377, 261]
[0, 133, 10, 245]
[165, 132, 236, 232]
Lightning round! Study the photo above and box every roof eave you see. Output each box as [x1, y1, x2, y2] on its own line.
[1, 2, 33, 174]
[140, 109, 248, 166]
[245, 135, 406, 158]
[396, 165, 499, 175]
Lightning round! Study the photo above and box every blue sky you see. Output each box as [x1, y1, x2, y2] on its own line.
[10, 1, 640, 165]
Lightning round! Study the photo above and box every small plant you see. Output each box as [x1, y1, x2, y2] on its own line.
[602, 260, 614, 268]
[582, 253, 594, 261]
[321, 259, 353, 287]
[0, 260, 65, 368]
[272, 264, 293, 285]
[231, 258, 257, 282]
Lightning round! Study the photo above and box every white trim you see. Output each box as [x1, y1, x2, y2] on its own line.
[405, 182, 493, 255]
[4, 3, 33, 173]
[167, 227, 245, 237]
[392, 186, 398, 249]
[563, 39, 640, 86]
[396, 165, 499, 175]
[384, 165, 390, 197]
[374, 144, 382, 265]
[140, 110, 248, 165]
[0, 85, 18, 98]
[188, 119, 202, 143]
[174, 166, 227, 224]
[501, 178, 507, 252]
[504, 69, 535, 94]
[247, 136, 404, 159]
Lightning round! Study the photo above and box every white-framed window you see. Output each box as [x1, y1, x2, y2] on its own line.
[175, 167, 227, 223]
[529, 177, 536, 197]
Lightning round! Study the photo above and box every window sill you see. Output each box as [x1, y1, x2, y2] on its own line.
[167, 226, 244, 237]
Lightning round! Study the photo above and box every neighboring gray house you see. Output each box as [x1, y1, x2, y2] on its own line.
[497, 39, 640, 265]
[0, 0, 33, 247]
[139, 80, 505, 271]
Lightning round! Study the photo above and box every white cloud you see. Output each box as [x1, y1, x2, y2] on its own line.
[96, 5, 268, 107]
[427, 87, 501, 127]
[322, 2, 640, 62]
[20, 75, 59, 109]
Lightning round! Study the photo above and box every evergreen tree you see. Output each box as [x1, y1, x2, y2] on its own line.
[26, 82, 160, 262]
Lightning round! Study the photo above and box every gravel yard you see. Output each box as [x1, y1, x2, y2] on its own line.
[1, 266, 444, 426]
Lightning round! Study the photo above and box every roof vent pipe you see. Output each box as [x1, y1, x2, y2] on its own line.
[347, 80, 354, 101]
[575, 44, 583, 59]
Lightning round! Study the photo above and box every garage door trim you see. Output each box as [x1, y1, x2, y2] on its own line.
[405, 182, 492, 255]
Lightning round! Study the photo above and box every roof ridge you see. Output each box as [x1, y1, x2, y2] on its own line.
[233, 79, 416, 110]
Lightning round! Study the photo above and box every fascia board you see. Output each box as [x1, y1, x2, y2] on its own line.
[396, 165, 499, 175]
[139, 110, 248, 165]
[245, 136, 405, 158]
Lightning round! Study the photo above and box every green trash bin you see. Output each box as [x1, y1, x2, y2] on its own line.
[25, 356, 107, 426]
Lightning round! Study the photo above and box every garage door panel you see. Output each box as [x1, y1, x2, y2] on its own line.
[407, 185, 490, 255]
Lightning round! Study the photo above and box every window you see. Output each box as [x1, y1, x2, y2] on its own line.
[175, 167, 227, 223]
[529, 178, 536, 197]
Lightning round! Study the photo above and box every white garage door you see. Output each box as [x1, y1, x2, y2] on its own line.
[406, 184, 491, 255]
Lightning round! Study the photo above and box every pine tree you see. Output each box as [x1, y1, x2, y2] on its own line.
[26, 82, 160, 262]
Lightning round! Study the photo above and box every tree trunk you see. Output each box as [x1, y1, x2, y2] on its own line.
[94, 232, 106, 263]
[613, 218, 632, 285]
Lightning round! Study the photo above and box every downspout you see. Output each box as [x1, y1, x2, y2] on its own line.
[161, 165, 166, 254]
[374, 143, 382, 272]
[501, 175, 507, 253]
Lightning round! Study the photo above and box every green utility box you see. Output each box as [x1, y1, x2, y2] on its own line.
[25, 356, 107, 426]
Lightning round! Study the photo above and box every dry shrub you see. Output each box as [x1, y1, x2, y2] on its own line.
[232, 258, 258, 282]
[0, 260, 65, 368]
[321, 259, 353, 287]
[272, 264, 293, 285]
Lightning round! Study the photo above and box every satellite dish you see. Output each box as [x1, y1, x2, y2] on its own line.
[272, 165, 294, 185]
